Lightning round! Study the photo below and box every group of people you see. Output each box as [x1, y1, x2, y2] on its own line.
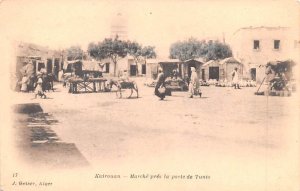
[154, 67, 202, 100]
[19, 71, 48, 99]
[154, 66, 242, 100]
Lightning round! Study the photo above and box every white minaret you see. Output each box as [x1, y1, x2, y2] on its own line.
[110, 12, 128, 40]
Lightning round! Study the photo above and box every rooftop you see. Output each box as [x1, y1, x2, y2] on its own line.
[233, 26, 290, 36]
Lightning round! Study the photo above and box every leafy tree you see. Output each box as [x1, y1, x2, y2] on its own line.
[205, 41, 232, 61]
[169, 38, 232, 61]
[141, 46, 157, 60]
[169, 38, 204, 61]
[127, 41, 142, 75]
[66, 46, 84, 61]
[88, 36, 128, 76]
[127, 42, 157, 76]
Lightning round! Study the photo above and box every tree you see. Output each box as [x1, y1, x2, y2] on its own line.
[169, 38, 232, 61]
[205, 41, 232, 61]
[127, 41, 142, 75]
[87, 42, 108, 61]
[66, 46, 84, 61]
[141, 46, 157, 60]
[170, 38, 204, 61]
[88, 36, 128, 76]
[127, 42, 157, 76]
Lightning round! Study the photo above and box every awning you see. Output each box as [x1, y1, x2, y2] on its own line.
[267, 59, 295, 66]
[63, 60, 81, 70]
[82, 61, 104, 71]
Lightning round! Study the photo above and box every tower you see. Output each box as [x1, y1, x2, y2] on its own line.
[110, 13, 128, 40]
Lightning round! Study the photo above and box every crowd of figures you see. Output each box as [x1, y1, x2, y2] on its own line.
[16, 60, 294, 100]
[17, 70, 55, 99]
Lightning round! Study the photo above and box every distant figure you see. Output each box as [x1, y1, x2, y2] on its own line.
[154, 67, 166, 100]
[188, 67, 201, 98]
[58, 69, 64, 82]
[20, 74, 28, 92]
[172, 69, 179, 80]
[34, 75, 46, 99]
[231, 67, 240, 89]
[40, 67, 47, 74]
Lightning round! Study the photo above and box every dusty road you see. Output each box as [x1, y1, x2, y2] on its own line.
[10, 78, 300, 190]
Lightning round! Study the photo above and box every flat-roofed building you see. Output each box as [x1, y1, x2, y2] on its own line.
[229, 26, 299, 82]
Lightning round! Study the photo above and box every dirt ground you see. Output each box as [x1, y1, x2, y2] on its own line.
[10, 78, 300, 190]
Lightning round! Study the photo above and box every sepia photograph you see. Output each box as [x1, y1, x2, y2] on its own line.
[0, 0, 299, 190]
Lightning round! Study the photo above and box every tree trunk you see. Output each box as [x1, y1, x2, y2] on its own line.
[135, 62, 139, 76]
[113, 62, 117, 77]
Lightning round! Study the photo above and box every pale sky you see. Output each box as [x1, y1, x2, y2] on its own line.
[0, 0, 299, 58]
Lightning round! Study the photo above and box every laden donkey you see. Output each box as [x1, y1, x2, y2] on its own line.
[107, 79, 139, 98]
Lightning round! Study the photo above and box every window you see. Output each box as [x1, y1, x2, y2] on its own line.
[274, 40, 280, 49]
[253, 40, 260, 50]
[105, 63, 110, 73]
[142, 64, 146, 75]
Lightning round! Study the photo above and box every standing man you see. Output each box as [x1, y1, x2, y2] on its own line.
[231, 67, 240, 89]
[154, 67, 166, 100]
[189, 67, 201, 98]
[20, 74, 28, 92]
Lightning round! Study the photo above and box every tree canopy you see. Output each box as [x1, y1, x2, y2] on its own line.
[141, 46, 157, 60]
[126, 41, 156, 75]
[169, 38, 232, 61]
[66, 46, 84, 61]
[205, 41, 232, 61]
[88, 36, 128, 76]
[88, 37, 157, 76]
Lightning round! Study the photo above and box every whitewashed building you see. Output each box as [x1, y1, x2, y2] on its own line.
[100, 56, 146, 77]
[229, 26, 300, 82]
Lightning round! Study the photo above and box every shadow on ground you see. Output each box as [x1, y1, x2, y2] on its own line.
[13, 103, 89, 169]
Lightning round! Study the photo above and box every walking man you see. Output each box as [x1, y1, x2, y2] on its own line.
[189, 67, 201, 98]
[154, 67, 166, 100]
[231, 67, 240, 89]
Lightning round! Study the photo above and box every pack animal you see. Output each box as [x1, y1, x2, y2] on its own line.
[107, 79, 139, 98]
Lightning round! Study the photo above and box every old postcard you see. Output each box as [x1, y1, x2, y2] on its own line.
[0, 0, 299, 190]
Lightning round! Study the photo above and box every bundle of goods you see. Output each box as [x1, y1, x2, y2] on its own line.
[255, 60, 295, 96]
[165, 77, 188, 91]
[216, 80, 232, 87]
[239, 80, 256, 87]
[199, 80, 210, 86]
[144, 79, 157, 87]
[207, 79, 218, 86]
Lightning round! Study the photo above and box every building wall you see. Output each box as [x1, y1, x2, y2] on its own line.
[103, 56, 146, 77]
[221, 63, 243, 81]
[229, 27, 299, 82]
[202, 60, 243, 81]
[146, 63, 158, 79]
[14, 42, 63, 82]
[202, 61, 219, 81]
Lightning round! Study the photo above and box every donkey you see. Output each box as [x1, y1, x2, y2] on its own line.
[107, 79, 139, 98]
